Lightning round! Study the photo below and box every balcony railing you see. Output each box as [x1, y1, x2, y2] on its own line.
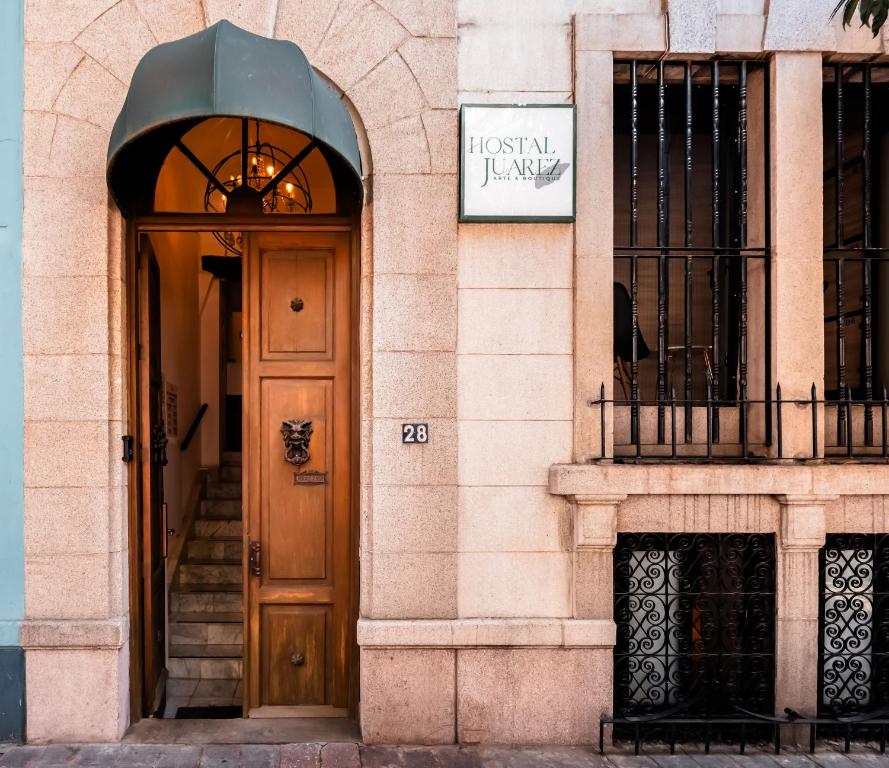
[590, 383, 889, 462]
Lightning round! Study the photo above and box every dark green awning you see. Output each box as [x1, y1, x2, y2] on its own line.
[107, 20, 362, 216]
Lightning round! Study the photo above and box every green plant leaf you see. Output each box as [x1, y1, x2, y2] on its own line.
[873, 3, 888, 33]
[832, 0, 889, 34]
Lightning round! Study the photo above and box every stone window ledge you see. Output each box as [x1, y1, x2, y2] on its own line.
[550, 462, 889, 498]
[357, 619, 615, 649]
[20, 619, 127, 650]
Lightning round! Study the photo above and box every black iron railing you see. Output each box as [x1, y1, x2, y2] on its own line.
[590, 383, 889, 462]
[614, 60, 771, 453]
[600, 707, 889, 755]
[823, 64, 889, 447]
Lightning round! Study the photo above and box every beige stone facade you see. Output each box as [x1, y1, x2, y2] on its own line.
[17, 0, 889, 746]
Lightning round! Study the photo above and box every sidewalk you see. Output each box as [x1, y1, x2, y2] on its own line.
[1, 743, 887, 768]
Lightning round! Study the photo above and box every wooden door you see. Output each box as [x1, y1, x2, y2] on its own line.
[244, 231, 353, 715]
[138, 236, 168, 715]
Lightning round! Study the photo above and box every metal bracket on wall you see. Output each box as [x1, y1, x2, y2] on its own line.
[122, 435, 134, 462]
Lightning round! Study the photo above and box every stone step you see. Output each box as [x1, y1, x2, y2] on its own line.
[167, 657, 243, 680]
[179, 563, 241, 586]
[187, 538, 242, 562]
[222, 451, 242, 466]
[170, 591, 242, 615]
[166, 678, 243, 711]
[194, 520, 241, 538]
[171, 611, 242, 624]
[199, 499, 241, 520]
[169, 643, 243, 659]
[205, 482, 241, 500]
[169, 620, 243, 646]
[219, 464, 242, 483]
[173, 582, 242, 593]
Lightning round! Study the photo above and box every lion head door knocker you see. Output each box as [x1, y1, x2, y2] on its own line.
[281, 419, 313, 466]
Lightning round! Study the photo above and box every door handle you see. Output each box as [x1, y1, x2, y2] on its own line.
[249, 541, 261, 577]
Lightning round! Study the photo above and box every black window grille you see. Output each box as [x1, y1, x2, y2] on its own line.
[823, 65, 889, 457]
[613, 532, 776, 727]
[611, 61, 771, 459]
[819, 533, 889, 717]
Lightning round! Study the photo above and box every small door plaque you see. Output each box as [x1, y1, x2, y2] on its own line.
[293, 471, 327, 485]
[402, 423, 429, 444]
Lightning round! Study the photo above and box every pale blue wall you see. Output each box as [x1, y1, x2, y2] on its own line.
[0, 0, 25, 649]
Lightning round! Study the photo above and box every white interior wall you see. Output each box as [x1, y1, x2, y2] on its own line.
[199, 258, 221, 469]
[149, 231, 202, 532]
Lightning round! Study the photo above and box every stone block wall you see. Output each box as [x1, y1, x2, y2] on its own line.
[17, 0, 889, 747]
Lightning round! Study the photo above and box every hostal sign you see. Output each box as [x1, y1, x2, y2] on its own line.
[459, 104, 575, 222]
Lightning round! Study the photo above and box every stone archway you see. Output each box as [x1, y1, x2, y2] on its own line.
[21, 0, 457, 742]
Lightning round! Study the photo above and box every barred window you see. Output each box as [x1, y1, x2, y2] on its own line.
[822, 65, 889, 454]
[613, 533, 776, 722]
[612, 61, 769, 459]
[820, 533, 889, 716]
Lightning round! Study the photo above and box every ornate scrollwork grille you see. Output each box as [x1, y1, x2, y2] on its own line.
[819, 533, 889, 716]
[614, 533, 776, 721]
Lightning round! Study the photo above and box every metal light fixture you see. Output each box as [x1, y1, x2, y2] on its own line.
[186, 118, 313, 255]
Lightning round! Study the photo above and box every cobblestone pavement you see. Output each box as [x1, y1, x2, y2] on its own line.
[1, 744, 889, 768]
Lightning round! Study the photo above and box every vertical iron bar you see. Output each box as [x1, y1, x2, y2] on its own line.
[631, 255, 640, 449]
[882, 386, 888, 459]
[630, 61, 639, 249]
[657, 60, 668, 444]
[241, 117, 249, 186]
[739, 62, 749, 457]
[630, 62, 640, 449]
[810, 724, 816, 754]
[599, 721, 605, 754]
[864, 256, 874, 445]
[685, 62, 694, 443]
[777, 383, 783, 459]
[740, 723, 746, 755]
[846, 384, 853, 457]
[671, 387, 677, 458]
[812, 383, 819, 459]
[739, 61, 749, 249]
[764, 65, 773, 447]
[707, 383, 713, 458]
[600, 383, 606, 459]
[712, 61, 721, 442]
[836, 64, 845, 249]
[864, 66, 874, 446]
[837, 258, 847, 445]
[864, 64, 872, 244]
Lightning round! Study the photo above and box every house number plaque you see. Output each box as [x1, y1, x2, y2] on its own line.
[402, 423, 429, 444]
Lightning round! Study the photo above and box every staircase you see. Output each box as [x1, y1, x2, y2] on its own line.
[166, 452, 244, 716]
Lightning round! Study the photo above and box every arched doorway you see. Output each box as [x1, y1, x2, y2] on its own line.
[108, 21, 363, 723]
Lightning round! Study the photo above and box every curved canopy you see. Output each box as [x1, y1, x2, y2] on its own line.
[107, 20, 362, 217]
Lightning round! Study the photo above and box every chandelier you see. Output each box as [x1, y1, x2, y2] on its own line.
[201, 119, 313, 255]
